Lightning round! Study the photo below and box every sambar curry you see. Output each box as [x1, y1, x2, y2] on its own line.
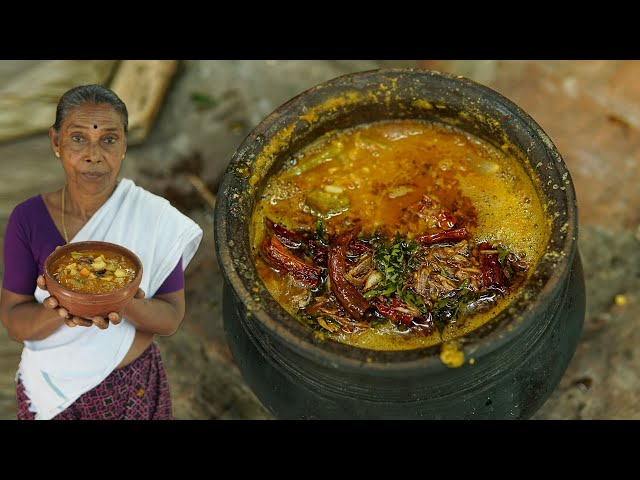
[51, 250, 136, 294]
[251, 119, 550, 350]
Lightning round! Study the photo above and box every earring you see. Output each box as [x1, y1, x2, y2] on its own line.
[55, 152, 60, 158]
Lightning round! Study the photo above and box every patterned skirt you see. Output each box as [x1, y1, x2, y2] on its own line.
[17, 341, 172, 420]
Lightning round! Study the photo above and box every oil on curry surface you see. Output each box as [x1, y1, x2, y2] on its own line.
[251, 119, 550, 351]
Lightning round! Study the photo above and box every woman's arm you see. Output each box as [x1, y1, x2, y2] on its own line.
[0, 289, 66, 342]
[119, 289, 185, 336]
[1, 283, 186, 340]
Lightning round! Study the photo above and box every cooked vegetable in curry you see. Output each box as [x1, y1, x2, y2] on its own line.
[251, 119, 550, 350]
[51, 250, 136, 294]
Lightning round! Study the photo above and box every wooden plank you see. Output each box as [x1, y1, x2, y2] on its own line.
[186, 174, 217, 209]
[0, 60, 118, 143]
[108, 60, 179, 145]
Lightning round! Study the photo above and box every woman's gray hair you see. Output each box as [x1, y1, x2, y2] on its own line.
[52, 84, 128, 135]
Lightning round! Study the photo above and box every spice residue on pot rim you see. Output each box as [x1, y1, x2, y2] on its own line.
[250, 118, 551, 355]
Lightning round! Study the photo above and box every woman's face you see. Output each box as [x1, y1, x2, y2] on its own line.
[49, 102, 127, 194]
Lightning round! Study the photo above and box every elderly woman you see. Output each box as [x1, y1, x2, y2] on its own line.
[0, 84, 203, 420]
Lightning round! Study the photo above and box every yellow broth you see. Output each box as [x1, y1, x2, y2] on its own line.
[51, 250, 136, 294]
[251, 119, 550, 350]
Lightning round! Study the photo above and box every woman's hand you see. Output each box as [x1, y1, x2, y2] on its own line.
[37, 274, 77, 324]
[89, 288, 145, 329]
[37, 275, 145, 329]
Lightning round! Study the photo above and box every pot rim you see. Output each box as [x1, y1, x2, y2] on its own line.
[215, 68, 578, 373]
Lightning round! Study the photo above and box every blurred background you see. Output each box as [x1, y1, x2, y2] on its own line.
[0, 60, 637, 419]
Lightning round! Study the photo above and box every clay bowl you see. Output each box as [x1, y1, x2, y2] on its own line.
[43, 241, 143, 319]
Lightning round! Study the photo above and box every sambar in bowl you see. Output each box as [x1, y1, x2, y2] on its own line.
[215, 68, 586, 419]
[44, 241, 143, 319]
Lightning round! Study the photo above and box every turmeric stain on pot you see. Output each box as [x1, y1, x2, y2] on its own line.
[439, 341, 465, 368]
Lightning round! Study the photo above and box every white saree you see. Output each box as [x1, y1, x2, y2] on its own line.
[18, 178, 203, 419]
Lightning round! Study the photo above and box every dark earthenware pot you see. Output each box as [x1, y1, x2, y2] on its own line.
[214, 69, 585, 419]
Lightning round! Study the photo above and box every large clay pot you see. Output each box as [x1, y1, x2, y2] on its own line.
[214, 69, 585, 419]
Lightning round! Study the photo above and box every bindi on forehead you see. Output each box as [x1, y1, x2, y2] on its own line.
[94, 125, 98, 129]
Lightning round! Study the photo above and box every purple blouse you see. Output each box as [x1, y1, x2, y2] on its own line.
[2, 194, 184, 296]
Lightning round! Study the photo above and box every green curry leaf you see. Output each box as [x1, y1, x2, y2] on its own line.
[368, 232, 422, 305]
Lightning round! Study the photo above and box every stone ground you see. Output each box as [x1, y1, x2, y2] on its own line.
[0, 60, 638, 420]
